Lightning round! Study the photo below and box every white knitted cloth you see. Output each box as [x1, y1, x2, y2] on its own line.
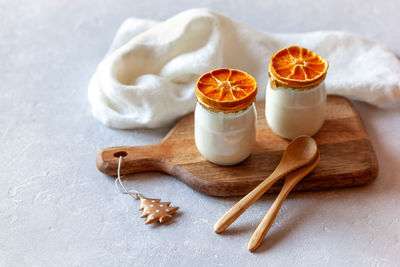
[88, 9, 400, 129]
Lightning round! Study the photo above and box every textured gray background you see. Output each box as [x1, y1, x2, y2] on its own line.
[1, 0, 400, 266]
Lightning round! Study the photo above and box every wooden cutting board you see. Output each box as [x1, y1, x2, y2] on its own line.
[96, 95, 378, 196]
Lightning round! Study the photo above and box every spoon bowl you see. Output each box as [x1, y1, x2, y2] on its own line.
[279, 135, 318, 173]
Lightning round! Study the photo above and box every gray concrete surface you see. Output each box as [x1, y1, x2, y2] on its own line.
[1, 0, 400, 266]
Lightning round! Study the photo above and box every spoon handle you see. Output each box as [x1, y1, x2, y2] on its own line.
[247, 182, 291, 252]
[214, 167, 286, 234]
[248, 152, 320, 252]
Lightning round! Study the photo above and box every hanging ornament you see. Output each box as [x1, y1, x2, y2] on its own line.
[138, 195, 179, 224]
[115, 156, 179, 224]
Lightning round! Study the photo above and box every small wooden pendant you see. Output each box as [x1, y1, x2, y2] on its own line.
[138, 194, 179, 224]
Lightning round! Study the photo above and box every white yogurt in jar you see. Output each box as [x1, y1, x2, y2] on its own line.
[195, 102, 257, 165]
[265, 80, 326, 139]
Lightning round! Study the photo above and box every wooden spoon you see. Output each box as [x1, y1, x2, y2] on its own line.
[214, 135, 318, 234]
[248, 150, 320, 252]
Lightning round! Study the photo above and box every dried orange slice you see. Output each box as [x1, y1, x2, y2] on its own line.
[269, 46, 328, 89]
[195, 68, 257, 112]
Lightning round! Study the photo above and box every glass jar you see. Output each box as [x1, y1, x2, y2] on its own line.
[195, 102, 257, 165]
[266, 46, 328, 140]
[194, 68, 258, 165]
[266, 81, 326, 139]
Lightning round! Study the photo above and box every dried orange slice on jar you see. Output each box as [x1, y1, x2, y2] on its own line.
[269, 46, 329, 89]
[195, 68, 258, 112]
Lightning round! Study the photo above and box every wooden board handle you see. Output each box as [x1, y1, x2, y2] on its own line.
[96, 143, 170, 176]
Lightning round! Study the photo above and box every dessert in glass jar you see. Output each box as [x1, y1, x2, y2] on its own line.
[194, 68, 258, 165]
[266, 46, 329, 140]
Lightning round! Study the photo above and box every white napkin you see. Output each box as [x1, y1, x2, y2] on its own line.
[88, 8, 400, 129]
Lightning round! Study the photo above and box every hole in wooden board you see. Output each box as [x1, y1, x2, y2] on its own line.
[113, 151, 128, 158]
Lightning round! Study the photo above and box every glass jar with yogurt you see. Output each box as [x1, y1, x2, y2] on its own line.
[194, 68, 258, 165]
[266, 46, 329, 140]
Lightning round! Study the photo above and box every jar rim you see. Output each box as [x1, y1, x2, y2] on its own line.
[268, 72, 327, 90]
[196, 97, 255, 114]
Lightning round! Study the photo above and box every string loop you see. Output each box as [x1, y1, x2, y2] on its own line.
[115, 156, 140, 200]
